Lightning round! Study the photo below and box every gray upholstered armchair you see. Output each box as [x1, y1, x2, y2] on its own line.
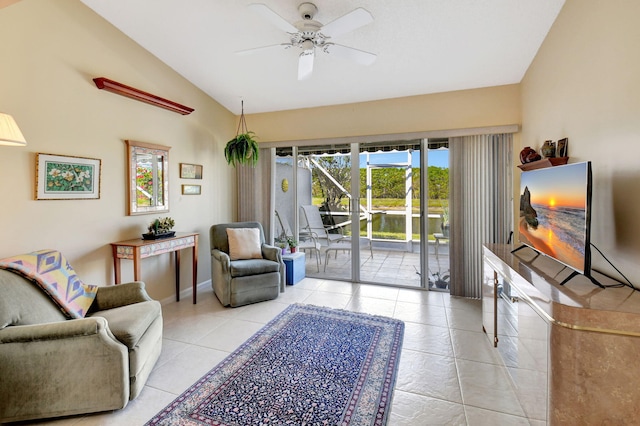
[0, 268, 163, 423]
[210, 222, 285, 307]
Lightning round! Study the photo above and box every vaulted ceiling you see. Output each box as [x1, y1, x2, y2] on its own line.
[81, 0, 565, 115]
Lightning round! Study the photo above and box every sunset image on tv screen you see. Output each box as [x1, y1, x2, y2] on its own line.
[519, 162, 590, 272]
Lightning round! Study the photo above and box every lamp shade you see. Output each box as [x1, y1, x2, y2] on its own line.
[0, 113, 27, 146]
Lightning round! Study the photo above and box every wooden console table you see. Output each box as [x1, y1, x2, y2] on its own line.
[111, 232, 199, 304]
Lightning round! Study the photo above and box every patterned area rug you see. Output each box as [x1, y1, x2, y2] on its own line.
[147, 303, 404, 426]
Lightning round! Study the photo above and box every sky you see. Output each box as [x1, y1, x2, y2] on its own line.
[361, 148, 449, 168]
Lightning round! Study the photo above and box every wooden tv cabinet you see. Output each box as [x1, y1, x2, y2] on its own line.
[482, 244, 640, 425]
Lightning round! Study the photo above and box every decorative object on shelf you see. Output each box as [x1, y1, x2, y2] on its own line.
[180, 163, 203, 179]
[224, 101, 259, 167]
[35, 153, 101, 200]
[181, 184, 201, 195]
[0, 112, 27, 147]
[541, 140, 556, 158]
[143, 216, 175, 239]
[517, 156, 569, 171]
[281, 178, 289, 192]
[142, 231, 176, 240]
[93, 77, 194, 115]
[557, 138, 568, 157]
[287, 237, 298, 253]
[519, 146, 541, 164]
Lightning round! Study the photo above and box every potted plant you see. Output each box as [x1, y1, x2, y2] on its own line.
[224, 101, 259, 167]
[429, 269, 450, 290]
[275, 237, 287, 255]
[143, 216, 175, 240]
[287, 237, 298, 253]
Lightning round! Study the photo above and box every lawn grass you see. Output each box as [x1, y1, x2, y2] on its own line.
[309, 198, 446, 241]
[312, 197, 448, 211]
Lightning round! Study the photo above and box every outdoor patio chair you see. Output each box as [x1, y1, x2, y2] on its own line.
[298, 205, 373, 270]
[275, 210, 321, 272]
[299, 205, 346, 247]
[323, 237, 374, 272]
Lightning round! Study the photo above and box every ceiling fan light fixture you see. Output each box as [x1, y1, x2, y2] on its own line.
[301, 39, 315, 52]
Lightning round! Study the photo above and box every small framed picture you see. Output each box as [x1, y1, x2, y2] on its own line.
[182, 184, 201, 195]
[180, 163, 203, 179]
[36, 153, 101, 200]
[557, 138, 568, 157]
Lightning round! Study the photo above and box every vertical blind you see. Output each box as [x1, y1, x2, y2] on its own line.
[236, 148, 275, 240]
[449, 134, 513, 298]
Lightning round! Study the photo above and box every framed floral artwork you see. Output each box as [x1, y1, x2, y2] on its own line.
[36, 153, 101, 200]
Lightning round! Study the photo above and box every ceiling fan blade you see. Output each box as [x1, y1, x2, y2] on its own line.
[236, 43, 291, 56]
[325, 43, 377, 66]
[321, 8, 373, 39]
[249, 4, 298, 33]
[298, 50, 314, 80]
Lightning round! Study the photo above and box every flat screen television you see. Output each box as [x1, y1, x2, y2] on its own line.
[518, 161, 592, 278]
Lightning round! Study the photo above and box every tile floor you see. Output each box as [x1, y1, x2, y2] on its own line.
[305, 242, 451, 289]
[17, 279, 543, 426]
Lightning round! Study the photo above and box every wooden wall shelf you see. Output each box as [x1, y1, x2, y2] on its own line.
[517, 156, 569, 171]
[93, 77, 194, 115]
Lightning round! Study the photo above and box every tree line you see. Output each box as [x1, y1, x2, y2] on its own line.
[311, 157, 449, 210]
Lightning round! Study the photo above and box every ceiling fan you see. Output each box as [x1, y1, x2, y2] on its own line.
[237, 2, 377, 80]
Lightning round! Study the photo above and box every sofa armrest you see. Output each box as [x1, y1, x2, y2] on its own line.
[92, 281, 153, 312]
[261, 244, 280, 262]
[0, 319, 128, 422]
[261, 244, 285, 292]
[211, 249, 230, 273]
[0, 317, 110, 343]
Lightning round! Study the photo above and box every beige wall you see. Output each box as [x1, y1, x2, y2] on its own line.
[247, 85, 521, 142]
[0, 0, 235, 301]
[8, 1, 632, 300]
[521, 0, 640, 282]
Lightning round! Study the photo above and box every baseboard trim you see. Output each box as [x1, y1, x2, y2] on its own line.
[159, 280, 211, 305]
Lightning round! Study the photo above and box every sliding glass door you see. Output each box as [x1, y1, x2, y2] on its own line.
[425, 140, 450, 291]
[274, 140, 451, 290]
[299, 144, 354, 281]
[356, 142, 422, 286]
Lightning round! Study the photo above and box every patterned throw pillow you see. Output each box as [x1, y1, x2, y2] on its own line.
[226, 228, 263, 260]
[0, 249, 98, 318]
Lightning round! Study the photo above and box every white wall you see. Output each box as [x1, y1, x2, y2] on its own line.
[0, 1, 235, 301]
[521, 0, 640, 282]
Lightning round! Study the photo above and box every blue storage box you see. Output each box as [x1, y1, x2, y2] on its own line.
[282, 252, 305, 285]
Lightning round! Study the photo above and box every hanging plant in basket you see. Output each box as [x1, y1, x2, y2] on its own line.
[224, 101, 259, 167]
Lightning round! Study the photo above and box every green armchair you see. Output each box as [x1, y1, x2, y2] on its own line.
[210, 222, 285, 307]
[0, 268, 163, 423]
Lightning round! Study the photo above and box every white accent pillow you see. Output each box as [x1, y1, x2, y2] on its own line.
[226, 228, 263, 260]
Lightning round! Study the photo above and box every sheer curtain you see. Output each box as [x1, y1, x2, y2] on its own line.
[449, 134, 513, 298]
[236, 147, 275, 241]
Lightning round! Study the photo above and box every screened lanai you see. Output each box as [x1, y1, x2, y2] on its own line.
[273, 140, 451, 290]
